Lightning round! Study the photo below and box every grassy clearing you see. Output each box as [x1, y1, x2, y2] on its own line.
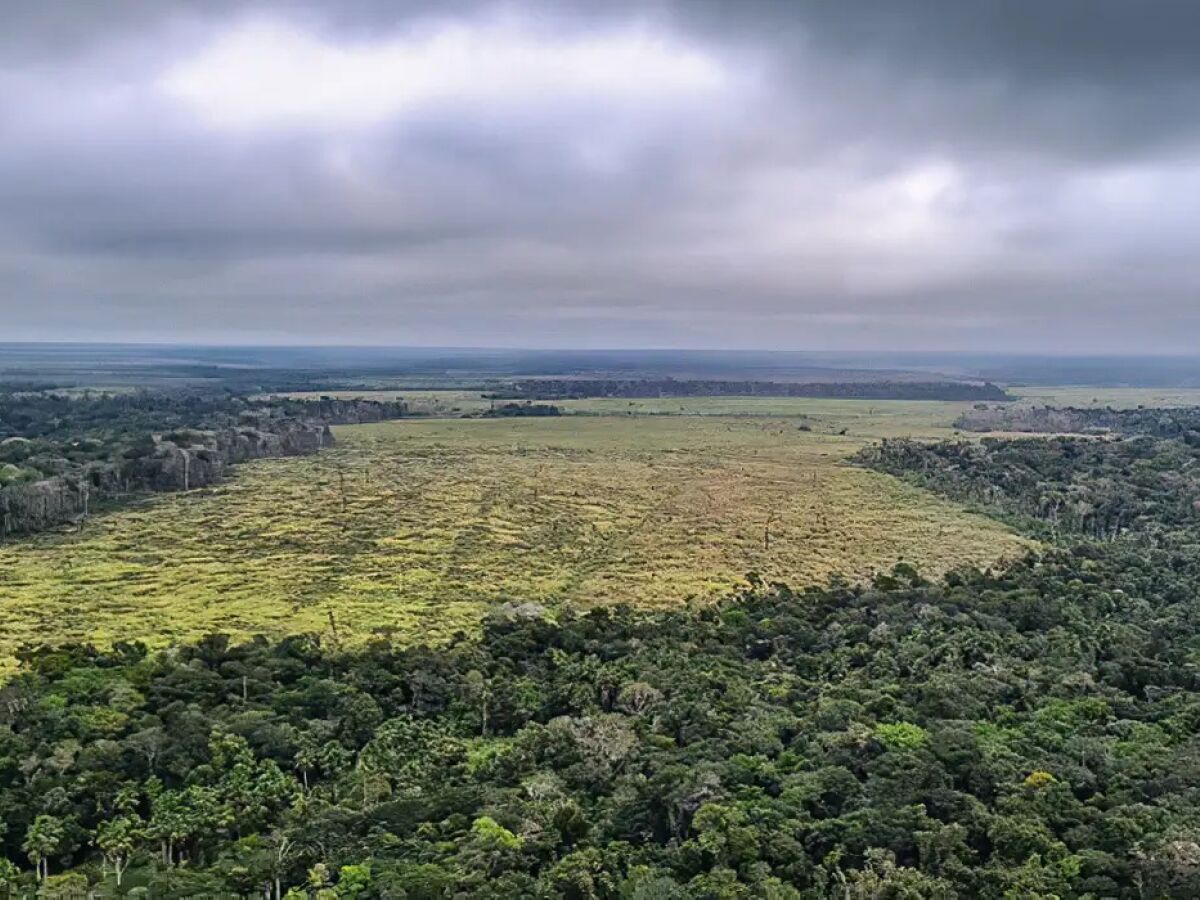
[0, 408, 1032, 664]
[1009, 386, 1200, 408]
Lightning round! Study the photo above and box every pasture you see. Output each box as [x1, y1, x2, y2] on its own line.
[1008, 386, 1200, 408]
[0, 405, 1033, 663]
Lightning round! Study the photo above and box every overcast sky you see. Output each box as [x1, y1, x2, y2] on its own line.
[1, 1, 1198, 351]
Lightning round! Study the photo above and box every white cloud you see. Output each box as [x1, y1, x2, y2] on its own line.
[159, 17, 731, 131]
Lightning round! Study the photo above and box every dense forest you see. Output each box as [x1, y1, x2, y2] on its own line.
[0, 393, 407, 537]
[493, 379, 1011, 402]
[856, 434, 1200, 543]
[4, 411, 1200, 896]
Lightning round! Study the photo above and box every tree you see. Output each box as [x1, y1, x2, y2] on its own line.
[0, 858, 19, 893]
[336, 863, 371, 897]
[148, 785, 219, 865]
[295, 734, 319, 791]
[23, 814, 66, 882]
[96, 814, 145, 887]
[209, 732, 298, 834]
[464, 669, 492, 736]
[266, 829, 299, 900]
[460, 816, 524, 878]
[126, 725, 167, 773]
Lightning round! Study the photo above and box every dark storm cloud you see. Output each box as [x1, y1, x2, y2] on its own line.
[0, 0, 1198, 349]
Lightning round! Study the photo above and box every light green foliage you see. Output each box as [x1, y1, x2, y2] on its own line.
[24, 814, 66, 881]
[1024, 770, 1057, 789]
[336, 863, 371, 897]
[873, 722, 930, 751]
[0, 407, 1030, 665]
[96, 814, 144, 886]
[470, 816, 522, 850]
[0, 462, 38, 486]
[36, 872, 90, 897]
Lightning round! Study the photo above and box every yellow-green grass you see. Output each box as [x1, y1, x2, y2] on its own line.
[559, 396, 990, 431]
[0, 409, 1032, 665]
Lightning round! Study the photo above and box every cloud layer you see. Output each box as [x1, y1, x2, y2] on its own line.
[1, 0, 1198, 350]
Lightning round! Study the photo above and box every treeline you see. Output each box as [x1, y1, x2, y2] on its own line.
[0, 393, 406, 537]
[855, 434, 1200, 543]
[954, 404, 1200, 437]
[0, 394, 407, 445]
[493, 379, 1012, 402]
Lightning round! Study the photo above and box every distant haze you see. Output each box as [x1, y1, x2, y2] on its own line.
[2, 1, 1199, 351]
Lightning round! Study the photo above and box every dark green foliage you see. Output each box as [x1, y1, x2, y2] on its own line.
[480, 402, 563, 417]
[857, 434, 1200, 542]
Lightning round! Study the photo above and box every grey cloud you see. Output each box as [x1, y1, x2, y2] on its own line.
[0, 1, 1198, 350]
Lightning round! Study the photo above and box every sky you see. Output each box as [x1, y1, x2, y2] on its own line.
[1, 0, 1198, 352]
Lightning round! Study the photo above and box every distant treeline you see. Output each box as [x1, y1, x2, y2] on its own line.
[480, 402, 563, 418]
[0, 392, 407, 537]
[492, 378, 1011, 402]
[955, 404, 1200, 436]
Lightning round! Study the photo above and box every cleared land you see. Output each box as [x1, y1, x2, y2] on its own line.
[1009, 386, 1200, 408]
[0, 404, 1033, 663]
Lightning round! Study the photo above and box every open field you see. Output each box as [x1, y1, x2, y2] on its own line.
[0, 404, 1033, 663]
[1009, 386, 1200, 408]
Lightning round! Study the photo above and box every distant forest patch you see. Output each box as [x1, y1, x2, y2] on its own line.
[480, 401, 562, 418]
[493, 378, 1011, 402]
